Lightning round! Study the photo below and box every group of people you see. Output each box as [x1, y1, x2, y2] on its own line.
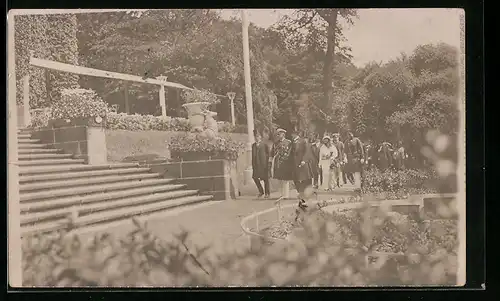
[250, 128, 367, 206]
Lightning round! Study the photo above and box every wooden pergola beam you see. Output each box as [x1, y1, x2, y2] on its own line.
[30, 57, 192, 90]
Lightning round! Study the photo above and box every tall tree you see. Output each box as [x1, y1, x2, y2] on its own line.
[275, 9, 358, 131]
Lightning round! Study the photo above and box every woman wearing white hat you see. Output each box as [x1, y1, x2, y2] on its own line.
[319, 135, 338, 191]
[270, 128, 293, 198]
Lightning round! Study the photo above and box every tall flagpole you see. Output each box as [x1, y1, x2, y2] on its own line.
[241, 10, 255, 181]
[7, 11, 22, 287]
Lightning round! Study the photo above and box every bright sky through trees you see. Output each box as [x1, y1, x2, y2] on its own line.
[219, 8, 462, 67]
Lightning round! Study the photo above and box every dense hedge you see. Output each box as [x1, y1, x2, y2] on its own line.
[106, 112, 246, 133]
[167, 132, 246, 160]
[363, 167, 438, 200]
[30, 109, 248, 134]
[14, 14, 79, 108]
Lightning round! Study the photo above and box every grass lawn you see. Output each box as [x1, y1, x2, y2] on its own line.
[106, 130, 249, 162]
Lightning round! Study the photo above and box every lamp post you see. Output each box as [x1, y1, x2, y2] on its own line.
[226, 92, 236, 126]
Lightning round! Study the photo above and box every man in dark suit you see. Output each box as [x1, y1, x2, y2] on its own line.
[290, 130, 314, 208]
[310, 135, 322, 189]
[252, 129, 270, 198]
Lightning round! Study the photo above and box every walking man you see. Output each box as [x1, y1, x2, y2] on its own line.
[251, 129, 270, 198]
[345, 131, 365, 189]
[291, 130, 314, 208]
[310, 135, 322, 189]
[331, 133, 345, 188]
[271, 128, 293, 199]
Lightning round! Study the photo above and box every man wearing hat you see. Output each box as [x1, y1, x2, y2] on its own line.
[251, 129, 270, 198]
[270, 128, 293, 198]
[290, 130, 314, 205]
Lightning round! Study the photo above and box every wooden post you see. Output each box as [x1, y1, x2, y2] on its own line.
[159, 84, 166, 117]
[124, 82, 130, 114]
[23, 75, 30, 127]
[7, 11, 22, 287]
[230, 98, 236, 126]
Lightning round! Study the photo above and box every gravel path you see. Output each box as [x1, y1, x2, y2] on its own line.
[89, 185, 357, 256]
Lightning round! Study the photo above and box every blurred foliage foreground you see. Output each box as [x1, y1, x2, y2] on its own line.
[22, 202, 458, 287]
[22, 131, 459, 287]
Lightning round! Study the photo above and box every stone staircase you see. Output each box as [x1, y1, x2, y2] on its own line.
[17, 128, 213, 236]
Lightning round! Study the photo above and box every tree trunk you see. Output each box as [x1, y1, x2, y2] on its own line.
[322, 10, 338, 113]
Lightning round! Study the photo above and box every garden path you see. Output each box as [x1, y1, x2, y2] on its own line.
[81, 185, 357, 257]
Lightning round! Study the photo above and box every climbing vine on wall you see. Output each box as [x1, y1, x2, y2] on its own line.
[46, 14, 80, 103]
[14, 15, 49, 107]
[14, 14, 79, 108]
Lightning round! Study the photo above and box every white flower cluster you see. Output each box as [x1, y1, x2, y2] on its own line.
[52, 88, 108, 120]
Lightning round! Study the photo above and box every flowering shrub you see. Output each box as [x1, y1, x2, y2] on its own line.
[106, 113, 191, 132]
[28, 108, 51, 128]
[105, 113, 237, 133]
[51, 89, 108, 120]
[181, 89, 219, 105]
[167, 132, 246, 160]
[363, 167, 438, 199]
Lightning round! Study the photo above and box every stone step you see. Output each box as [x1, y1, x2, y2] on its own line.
[20, 178, 176, 202]
[18, 133, 32, 139]
[18, 148, 64, 154]
[18, 143, 50, 149]
[20, 172, 161, 192]
[18, 158, 85, 167]
[18, 153, 74, 160]
[22, 184, 187, 212]
[21, 195, 214, 236]
[18, 138, 42, 144]
[19, 162, 140, 176]
[19, 167, 153, 184]
[21, 189, 199, 225]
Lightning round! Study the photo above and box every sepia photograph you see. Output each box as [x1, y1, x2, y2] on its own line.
[7, 8, 466, 288]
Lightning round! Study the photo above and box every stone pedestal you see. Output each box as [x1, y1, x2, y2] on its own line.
[31, 117, 107, 165]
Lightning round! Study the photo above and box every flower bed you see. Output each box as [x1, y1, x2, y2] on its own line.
[363, 167, 439, 200]
[29, 109, 243, 134]
[167, 132, 246, 161]
[259, 199, 457, 256]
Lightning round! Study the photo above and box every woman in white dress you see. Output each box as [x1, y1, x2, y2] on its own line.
[319, 136, 338, 191]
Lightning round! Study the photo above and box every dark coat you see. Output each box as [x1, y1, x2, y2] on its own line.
[378, 142, 393, 170]
[252, 141, 269, 179]
[345, 137, 364, 173]
[291, 138, 314, 182]
[271, 138, 294, 181]
[310, 143, 321, 176]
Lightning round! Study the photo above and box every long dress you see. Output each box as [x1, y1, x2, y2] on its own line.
[319, 144, 338, 190]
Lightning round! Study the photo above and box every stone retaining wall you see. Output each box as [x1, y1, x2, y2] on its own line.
[30, 118, 107, 165]
[140, 158, 239, 201]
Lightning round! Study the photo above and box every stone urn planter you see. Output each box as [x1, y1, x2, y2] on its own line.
[182, 102, 209, 131]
